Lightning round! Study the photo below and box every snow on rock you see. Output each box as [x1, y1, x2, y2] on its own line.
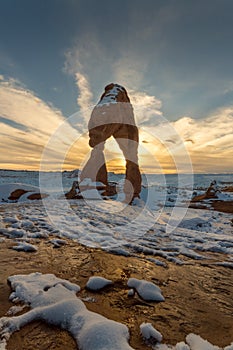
[0, 183, 41, 203]
[96, 84, 125, 107]
[178, 217, 211, 231]
[6, 305, 26, 316]
[155, 334, 233, 350]
[86, 276, 113, 291]
[186, 333, 224, 350]
[8, 273, 81, 304]
[215, 261, 233, 268]
[224, 344, 233, 350]
[127, 278, 165, 302]
[174, 342, 191, 350]
[28, 231, 49, 239]
[0, 274, 232, 350]
[81, 189, 103, 200]
[0, 228, 26, 239]
[216, 191, 233, 201]
[127, 289, 135, 297]
[0, 198, 232, 266]
[69, 169, 80, 178]
[49, 239, 67, 248]
[0, 273, 134, 350]
[20, 220, 35, 229]
[11, 242, 38, 252]
[79, 178, 105, 188]
[3, 217, 18, 224]
[140, 322, 163, 343]
[0, 338, 7, 350]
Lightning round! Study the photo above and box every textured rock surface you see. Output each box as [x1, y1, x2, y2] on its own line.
[8, 189, 48, 201]
[80, 83, 141, 202]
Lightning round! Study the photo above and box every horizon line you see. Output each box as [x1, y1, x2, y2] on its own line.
[0, 169, 233, 175]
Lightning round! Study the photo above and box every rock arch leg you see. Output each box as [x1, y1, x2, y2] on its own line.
[80, 142, 108, 185]
[113, 131, 141, 201]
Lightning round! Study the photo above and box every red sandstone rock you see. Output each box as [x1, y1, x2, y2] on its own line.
[27, 193, 49, 200]
[8, 189, 48, 201]
[80, 84, 142, 202]
[8, 189, 28, 200]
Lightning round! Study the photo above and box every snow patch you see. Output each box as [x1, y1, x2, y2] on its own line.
[11, 242, 38, 252]
[86, 276, 113, 291]
[49, 239, 67, 248]
[0, 273, 232, 350]
[0, 273, 134, 350]
[186, 333, 221, 350]
[140, 322, 163, 343]
[97, 84, 125, 107]
[127, 278, 165, 302]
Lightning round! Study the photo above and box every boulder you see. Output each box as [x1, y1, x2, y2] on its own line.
[8, 188, 48, 201]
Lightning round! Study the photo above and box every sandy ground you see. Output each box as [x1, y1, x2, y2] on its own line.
[0, 232, 233, 349]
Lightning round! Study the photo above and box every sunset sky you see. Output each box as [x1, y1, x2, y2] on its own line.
[0, 0, 233, 173]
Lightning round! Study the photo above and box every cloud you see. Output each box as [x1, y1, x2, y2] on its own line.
[140, 106, 233, 173]
[223, 81, 233, 95]
[64, 39, 149, 114]
[0, 78, 64, 135]
[129, 89, 162, 125]
[173, 109, 233, 154]
[64, 33, 107, 76]
[64, 47, 95, 126]
[65, 40, 233, 174]
[75, 72, 93, 121]
[1, 72, 232, 173]
[113, 56, 147, 89]
[0, 77, 86, 170]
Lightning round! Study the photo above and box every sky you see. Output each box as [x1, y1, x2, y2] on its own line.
[0, 0, 233, 173]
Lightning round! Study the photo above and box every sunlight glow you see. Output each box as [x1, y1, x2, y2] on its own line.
[0, 77, 232, 173]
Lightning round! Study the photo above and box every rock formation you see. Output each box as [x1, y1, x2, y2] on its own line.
[8, 188, 48, 201]
[79, 83, 142, 202]
[190, 180, 233, 214]
[192, 180, 220, 202]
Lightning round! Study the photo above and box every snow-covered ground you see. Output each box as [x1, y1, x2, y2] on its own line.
[0, 172, 232, 264]
[0, 272, 232, 350]
[0, 171, 233, 349]
[0, 195, 232, 266]
[0, 170, 233, 196]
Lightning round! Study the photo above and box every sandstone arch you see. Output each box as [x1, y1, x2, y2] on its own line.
[80, 83, 142, 202]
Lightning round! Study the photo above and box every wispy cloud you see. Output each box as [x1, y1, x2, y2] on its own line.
[64, 47, 94, 125]
[64, 38, 150, 114]
[129, 89, 162, 125]
[0, 77, 85, 170]
[173, 109, 233, 172]
[113, 55, 147, 89]
[140, 104, 233, 173]
[223, 81, 233, 95]
[0, 78, 64, 135]
[75, 72, 93, 121]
